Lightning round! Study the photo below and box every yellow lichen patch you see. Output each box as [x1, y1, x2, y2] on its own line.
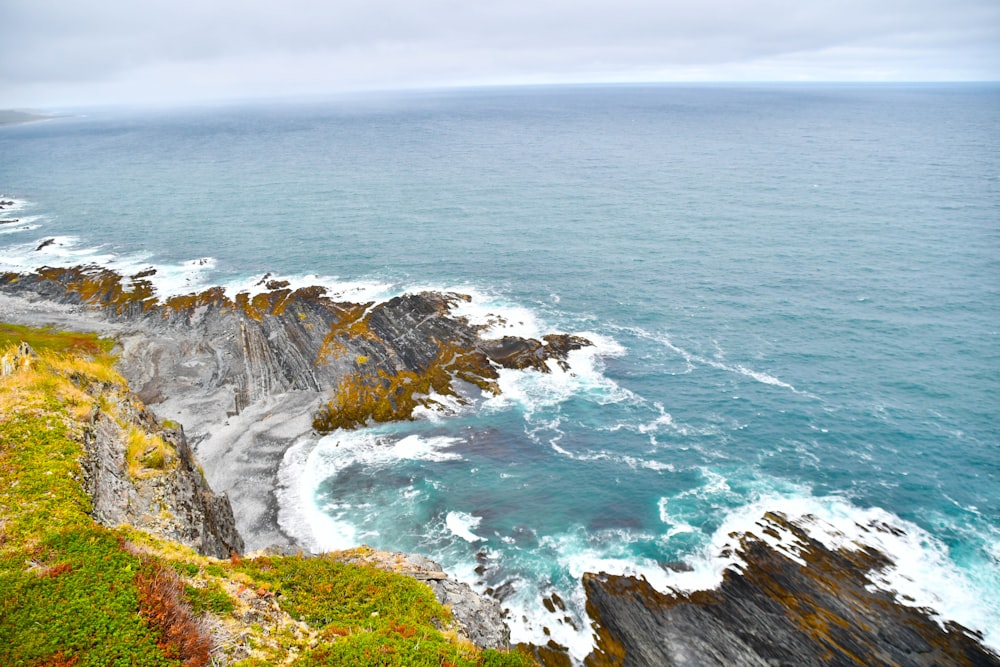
[316, 302, 377, 365]
[163, 285, 231, 314]
[35, 266, 159, 314]
[235, 289, 295, 321]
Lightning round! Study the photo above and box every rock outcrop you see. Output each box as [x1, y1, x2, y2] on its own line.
[1, 265, 588, 652]
[81, 403, 244, 559]
[581, 512, 1000, 667]
[0, 266, 590, 429]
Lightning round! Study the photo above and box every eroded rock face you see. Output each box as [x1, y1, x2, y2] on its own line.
[1, 265, 586, 650]
[81, 392, 244, 559]
[581, 512, 1000, 667]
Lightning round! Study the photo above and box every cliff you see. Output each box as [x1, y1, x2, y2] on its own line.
[5, 267, 999, 667]
[0, 324, 533, 666]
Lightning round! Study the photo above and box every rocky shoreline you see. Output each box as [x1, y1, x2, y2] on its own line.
[3, 264, 999, 666]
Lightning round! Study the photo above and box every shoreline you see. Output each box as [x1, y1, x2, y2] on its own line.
[0, 110, 68, 126]
[2, 272, 998, 666]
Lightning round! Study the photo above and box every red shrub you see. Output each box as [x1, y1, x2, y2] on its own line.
[135, 560, 211, 667]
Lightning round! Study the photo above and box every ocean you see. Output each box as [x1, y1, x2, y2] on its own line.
[2, 83, 998, 659]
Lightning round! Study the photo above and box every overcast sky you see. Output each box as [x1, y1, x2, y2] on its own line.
[2, 0, 998, 109]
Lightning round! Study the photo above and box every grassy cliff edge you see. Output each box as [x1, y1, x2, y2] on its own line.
[0, 323, 534, 667]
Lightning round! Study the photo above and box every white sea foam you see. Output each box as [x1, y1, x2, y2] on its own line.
[410, 390, 470, 421]
[495, 528, 674, 663]
[658, 489, 1000, 652]
[276, 430, 465, 552]
[623, 325, 812, 396]
[446, 511, 485, 543]
[496, 483, 1000, 663]
[0, 212, 42, 235]
[446, 287, 546, 340]
[276, 436, 359, 552]
[220, 271, 397, 304]
[313, 430, 464, 473]
[485, 330, 630, 416]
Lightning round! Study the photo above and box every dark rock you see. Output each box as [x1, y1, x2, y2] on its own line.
[481, 333, 591, 373]
[81, 396, 244, 559]
[581, 512, 1000, 667]
[0, 265, 593, 652]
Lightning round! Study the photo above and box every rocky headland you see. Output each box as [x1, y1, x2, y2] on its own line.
[3, 264, 999, 666]
[0, 264, 590, 551]
[578, 512, 999, 667]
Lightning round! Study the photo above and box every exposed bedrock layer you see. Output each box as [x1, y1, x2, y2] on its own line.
[576, 512, 999, 667]
[1, 265, 589, 652]
[0, 265, 590, 425]
[81, 388, 244, 559]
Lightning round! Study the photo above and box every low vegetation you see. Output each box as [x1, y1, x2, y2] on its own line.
[0, 323, 535, 666]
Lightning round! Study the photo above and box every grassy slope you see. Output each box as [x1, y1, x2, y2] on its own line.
[0, 324, 534, 667]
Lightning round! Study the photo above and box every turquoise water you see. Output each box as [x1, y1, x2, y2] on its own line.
[2, 84, 999, 657]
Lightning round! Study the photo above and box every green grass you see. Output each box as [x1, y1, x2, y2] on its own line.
[0, 364, 181, 666]
[234, 555, 534, 666]
[0, 322, 113, 356]
[184, 581, 236, 616]
[0, 324, 536, 666]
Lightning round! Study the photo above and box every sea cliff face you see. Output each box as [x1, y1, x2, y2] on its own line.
[1, 265, 590, 552]
[81, 401, 244, 560]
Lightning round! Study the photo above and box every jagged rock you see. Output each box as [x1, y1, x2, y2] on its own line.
[481, 333, 591, 372]
[0, 267, 590, 430]
[81, 394, 243, 559]
[0, 266, 587, 651]
[581, 512, 1000, 667]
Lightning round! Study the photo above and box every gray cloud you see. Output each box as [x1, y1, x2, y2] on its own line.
[1, 0, 998, 106]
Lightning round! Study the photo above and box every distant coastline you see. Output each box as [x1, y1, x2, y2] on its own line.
[0, 110, 65, 126]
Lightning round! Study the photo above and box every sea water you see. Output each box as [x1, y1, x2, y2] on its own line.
[2, 84, 998, 659]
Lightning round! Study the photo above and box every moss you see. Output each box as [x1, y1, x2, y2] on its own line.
[0, 323, 113, 356]
[313, 340, 499, 433]
[184, 580, 236, 616]
[125, 426, 176, 478]
[234, 554, 534, 667]
[0, 334, 182, 666]
[0, 324, 536, 667]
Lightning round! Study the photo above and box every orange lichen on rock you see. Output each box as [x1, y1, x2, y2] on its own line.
[312, 340, 499, 432]
[31, 266, 159, 315]
[316, 302, 376, 364]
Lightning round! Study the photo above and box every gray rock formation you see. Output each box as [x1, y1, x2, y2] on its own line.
[580, 512, 1000, 667]
[81, 390, 244, 559]
[1, 265, 588, 652]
